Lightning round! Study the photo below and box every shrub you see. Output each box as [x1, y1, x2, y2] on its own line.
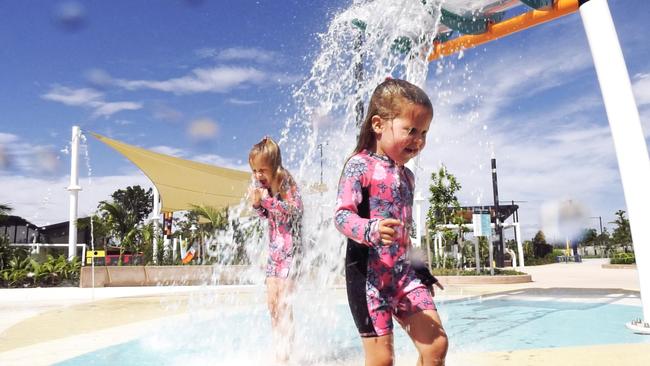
[430, 267, 525, 276]
[611, 252, 635, 265]
[0, 254, 81, 288]
[524, 250, 562, 266]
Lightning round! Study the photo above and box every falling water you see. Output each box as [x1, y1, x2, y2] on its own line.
[191, 0, 447, 364]
[80, 132, 97, 297]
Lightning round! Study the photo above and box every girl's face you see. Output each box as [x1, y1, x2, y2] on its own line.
[373, 102, 432, 165]
[250, 155, 274, 188]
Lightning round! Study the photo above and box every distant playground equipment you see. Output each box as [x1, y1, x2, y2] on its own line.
[85, 249, 105, 265]
[180, 240, 197, 264]
[430, 203, 523, 276]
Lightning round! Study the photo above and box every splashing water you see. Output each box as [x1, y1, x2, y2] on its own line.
[277, 0, 444, 283]
[182, 1, 449, 364]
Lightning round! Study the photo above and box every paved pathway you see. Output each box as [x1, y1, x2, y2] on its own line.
[0, 259, 648, 365]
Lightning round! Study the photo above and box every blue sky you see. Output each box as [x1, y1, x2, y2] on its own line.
[1, 0, 648, 241]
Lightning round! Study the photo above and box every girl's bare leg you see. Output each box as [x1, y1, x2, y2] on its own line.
[400, 310, 448, 366]
[266, 278, 295, 364]
[361, 334, 394, 366]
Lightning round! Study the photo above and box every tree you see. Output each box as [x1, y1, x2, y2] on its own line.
[531, 230, 552, 258]
[611, 210, 632, 253]
[172, 205, 231, 264]
[580, 228, 598, 246]
[598, 228, 613, 257]
[426, 165, 463, 268]
[0, 203, 12, 221]
[95, 185, 154, 264]
[110, 186, 153, 224]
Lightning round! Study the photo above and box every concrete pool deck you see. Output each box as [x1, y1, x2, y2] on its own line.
[0, 258, 648, 365]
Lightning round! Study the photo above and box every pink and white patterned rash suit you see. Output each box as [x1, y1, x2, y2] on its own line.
[335, 149, 435, 337]
[254, 178, 303, 279]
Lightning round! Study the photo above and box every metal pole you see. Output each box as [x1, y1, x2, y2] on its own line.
[598, 216, 603, 235]
[67, 126, 81, 260]
[491, 158, 504, 267]
[580, 0, 650, 330]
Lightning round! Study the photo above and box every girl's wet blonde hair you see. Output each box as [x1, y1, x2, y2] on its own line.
[249, 136, 296, 198]
[353, 78, 433, 154]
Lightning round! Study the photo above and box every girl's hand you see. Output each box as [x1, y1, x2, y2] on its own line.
[378, 218, 401, 245]
[248, 186, 262, 207]
[429, 281, 444, 298]
[259, 187, 269, 200]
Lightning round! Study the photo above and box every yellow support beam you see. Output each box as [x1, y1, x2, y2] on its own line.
[428, 0, 580, 61]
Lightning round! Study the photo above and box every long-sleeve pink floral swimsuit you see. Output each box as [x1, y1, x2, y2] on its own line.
[335, 149, 435, 337]
[254, 178, 303, 279]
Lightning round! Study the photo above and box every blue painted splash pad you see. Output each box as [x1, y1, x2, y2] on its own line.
[56, 295, 648, 366]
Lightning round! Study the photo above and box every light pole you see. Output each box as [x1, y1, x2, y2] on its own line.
[589, 216, 603, 235]
[589, 216, 603, 257]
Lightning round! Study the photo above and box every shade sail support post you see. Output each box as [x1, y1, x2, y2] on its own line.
[67, 126, 82, 261]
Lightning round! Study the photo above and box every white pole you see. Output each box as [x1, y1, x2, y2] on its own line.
[172, 238, 178, 262]
[67, 126, 82, 261]
[580, 0, 650, 328]
[474, 238, 481, 274]
[151, 186, 160, 264]
[515, 223, 524, 268]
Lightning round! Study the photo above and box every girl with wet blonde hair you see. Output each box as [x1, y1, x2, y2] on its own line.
[248, 135, 302, 363]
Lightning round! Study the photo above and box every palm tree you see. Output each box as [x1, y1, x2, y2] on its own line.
[427, 165, 462, 268]
[611, 209, 632, 253]
[97, 200, 140, 264]
[189, 204, 228, 233]
[188, 204, 228, 263]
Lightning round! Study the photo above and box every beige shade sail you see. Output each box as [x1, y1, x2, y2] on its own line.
[92, 133, 250, 213]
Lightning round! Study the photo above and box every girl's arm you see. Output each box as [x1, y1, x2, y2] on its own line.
[253, 203, 269, 218]
[259, 180, 303, 218]
[249, 185, 268, 218]
[333, 158, 380, 247]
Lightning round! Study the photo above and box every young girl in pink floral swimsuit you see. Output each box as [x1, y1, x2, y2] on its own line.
[248, 136, 302, 363]
[335, 79, 448, 366]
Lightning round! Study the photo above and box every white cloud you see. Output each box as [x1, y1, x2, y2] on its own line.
[113, 66, 267, 95]
[0, 132, 19, 144]
[632, 72, 650, 107]
[226, 98, 259, 105]
[42, 86, 103, 106]
[215, 47, 279, 63]
[0, 173, 152, 227]
[192, 154, 248, 171]
[417, 33, 627, 240]
[0, 133, 64, 175]
[150, 145, 187, 157]
[91, 101, 142, 118]
[41, 85, 142, 118]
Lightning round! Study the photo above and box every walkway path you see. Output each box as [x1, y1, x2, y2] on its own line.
[0, 258, 647, 365]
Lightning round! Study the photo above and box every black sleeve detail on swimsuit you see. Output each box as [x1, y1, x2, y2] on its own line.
[345, 187, 377, 337]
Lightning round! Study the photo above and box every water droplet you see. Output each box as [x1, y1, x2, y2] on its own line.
[52, 1, 87, 32]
